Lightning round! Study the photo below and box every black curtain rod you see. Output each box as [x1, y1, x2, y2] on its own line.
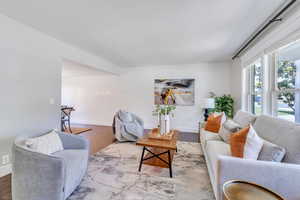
[232, 0, 297, 60]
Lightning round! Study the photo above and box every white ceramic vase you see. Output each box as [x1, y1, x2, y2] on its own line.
[159, 114, 170, 135]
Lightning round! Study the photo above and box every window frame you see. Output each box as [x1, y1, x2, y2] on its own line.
[242, 39, 300, 124]
[244, 57, 264, 115]
[272, 49, 300, 122]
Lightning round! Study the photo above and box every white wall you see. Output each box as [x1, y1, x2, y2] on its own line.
[0, 13, 121, 75]
[0, 13, 119, 171]
[62, 62, 232, 132]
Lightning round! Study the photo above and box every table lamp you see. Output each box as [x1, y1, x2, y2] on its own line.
[203, 98, 215, 121]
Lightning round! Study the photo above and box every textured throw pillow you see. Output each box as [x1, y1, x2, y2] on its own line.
[258, 140, 286, 162]
[233, 110, 256, 127]
[204, 113, 224, 133]
[230, 126, 250, 158]
[243, 125, 264, 160]
[219, 119, 242, 143]
[25, 130, 64, 155]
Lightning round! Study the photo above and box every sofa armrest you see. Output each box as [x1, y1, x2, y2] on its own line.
[217, 156, 300, 200]
[58, 132, 89, 150]
[12, 145, 65, 200]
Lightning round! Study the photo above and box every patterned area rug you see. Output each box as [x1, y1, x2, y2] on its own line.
[68, 141, 214, 200]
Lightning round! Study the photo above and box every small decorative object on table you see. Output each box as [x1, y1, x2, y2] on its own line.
[148, 128, 175, 141]
[153, 104, 176, 135]
[202, 98, 215, 121]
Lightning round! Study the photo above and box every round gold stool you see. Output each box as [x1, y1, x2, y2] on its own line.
[223, 180, 284, 200]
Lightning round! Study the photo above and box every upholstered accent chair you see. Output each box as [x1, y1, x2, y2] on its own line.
[12, 132, 89, 200]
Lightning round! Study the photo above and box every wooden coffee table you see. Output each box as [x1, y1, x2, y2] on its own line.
[136, 129, 178, 178]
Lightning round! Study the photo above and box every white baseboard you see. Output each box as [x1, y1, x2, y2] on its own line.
[0, 164, 12, 177]
[177, 127, 198, 133]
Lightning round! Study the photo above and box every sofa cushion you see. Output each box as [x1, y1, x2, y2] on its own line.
[253, 115, 300, 164]
[219, 119, 242, 143]
[230, 126, 250, 158]
[233, 110, 256, 127]
[200, 129, 222, 148]
[53, 149, 89, 198]
[205, 141, 231, 176]
[258, 140, 286, 162]
[205, 114, 224, 133]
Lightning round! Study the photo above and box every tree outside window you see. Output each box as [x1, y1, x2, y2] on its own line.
[277, 61, 296, 113]
[276, 59, 300, 123]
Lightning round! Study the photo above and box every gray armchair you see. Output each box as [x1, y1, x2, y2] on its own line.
[12, 132, 89, 200]
[113, 110, 145, 142]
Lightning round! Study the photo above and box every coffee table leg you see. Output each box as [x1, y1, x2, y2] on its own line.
[138, 146, 146, 172]
[168, 150, 172, 178]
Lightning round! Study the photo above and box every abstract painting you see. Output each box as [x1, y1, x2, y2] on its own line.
[154, 79, 195, 105]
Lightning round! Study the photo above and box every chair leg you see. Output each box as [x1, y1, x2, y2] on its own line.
[62, 121, 67, 132]
[68, 118, 72, 133]
[61, 121, 64, 132]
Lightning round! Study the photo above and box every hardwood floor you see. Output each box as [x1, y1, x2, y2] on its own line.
[0, 124, 199, 200]
[0, 174, 11, 200]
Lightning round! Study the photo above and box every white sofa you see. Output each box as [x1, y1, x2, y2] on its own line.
[200, 111, 300, 200]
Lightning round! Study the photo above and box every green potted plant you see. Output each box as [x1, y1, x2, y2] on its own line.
[214, 95, 234, 118]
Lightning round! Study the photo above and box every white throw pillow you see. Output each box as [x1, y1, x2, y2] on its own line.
[25, 130, 64, 155]
[219, 119, 242, 143]
[243, 125, 263, 160]
[214, 112, 227, 125]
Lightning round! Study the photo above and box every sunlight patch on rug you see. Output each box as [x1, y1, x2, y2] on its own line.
[68, 142, 214, 200]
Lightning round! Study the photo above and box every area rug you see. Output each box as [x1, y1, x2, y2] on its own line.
[68, 141, 214, 200]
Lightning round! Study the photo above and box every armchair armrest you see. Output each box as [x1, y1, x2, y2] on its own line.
[217, 156, 300, 200]
[58, 132, 89, 150]
[12, 145, 65, 200]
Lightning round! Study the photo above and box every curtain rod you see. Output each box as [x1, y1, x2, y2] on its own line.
[232, 0, 297, 60]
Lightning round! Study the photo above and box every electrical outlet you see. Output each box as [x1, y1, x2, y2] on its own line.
[2, 155, 9, 165]
[49, 98, 55, 105]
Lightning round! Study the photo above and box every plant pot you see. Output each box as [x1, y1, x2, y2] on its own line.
[159, 114, 170, 135]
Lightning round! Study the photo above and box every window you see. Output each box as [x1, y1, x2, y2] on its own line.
[275, 41, 300, 123]
[248, 59, 263, 115]
[242, 39, 300, 124]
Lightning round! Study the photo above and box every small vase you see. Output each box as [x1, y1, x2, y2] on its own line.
[160, 114, 170, 135]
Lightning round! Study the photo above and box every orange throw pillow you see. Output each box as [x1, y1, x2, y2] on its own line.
[204, 114, 223, 133]
[230, 126, 250, 158]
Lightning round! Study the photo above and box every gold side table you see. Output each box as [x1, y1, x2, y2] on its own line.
[223, 180, 284, 200]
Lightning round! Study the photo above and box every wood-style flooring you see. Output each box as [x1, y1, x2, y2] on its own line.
[0, 124, 199, 200]
[0, 174, 11, 200]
